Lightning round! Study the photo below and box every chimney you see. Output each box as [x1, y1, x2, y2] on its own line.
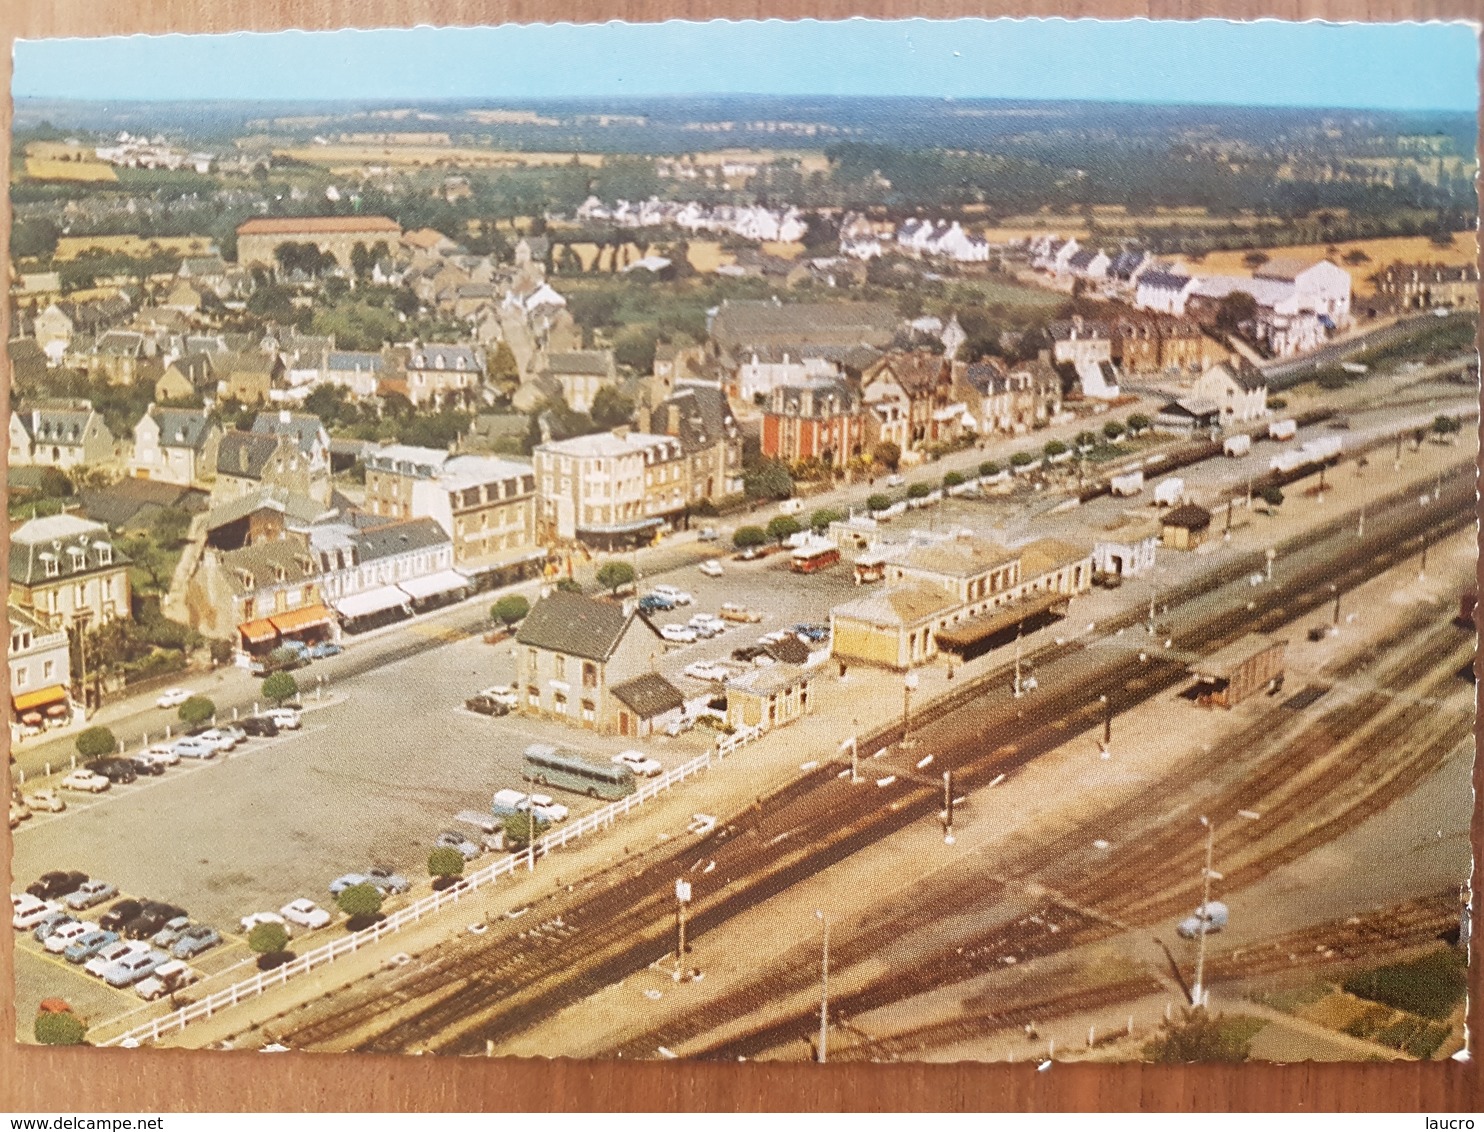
[612, 425, 631, 441]
[667, 404, 681, 436]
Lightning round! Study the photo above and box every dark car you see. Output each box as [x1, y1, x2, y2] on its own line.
[123, 901, 187, 940]
[308, 641, 342, 659]
[127, 755, 167, 777]
[465, 694, 511, 717]
[731, 645, 770, 663]
[84, 758, 137, 785]
[239, 715, 281, 738]
[637, 594, 675, 614]
[26, 871, 89, 900]
[98, 899, 145, 933]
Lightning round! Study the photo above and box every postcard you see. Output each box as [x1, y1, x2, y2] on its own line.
[7, 17, 1478, 1064]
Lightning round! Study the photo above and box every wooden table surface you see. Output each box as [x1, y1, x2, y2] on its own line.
[2, 0, 1479, 1110]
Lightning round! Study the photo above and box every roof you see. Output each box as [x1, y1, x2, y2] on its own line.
[79, 479, 205, 531]
[769, 379, 858, 419]
[353, 518, 450, 563]
[935, 589, 1068, 650]
[832, 583, 960, 628]
[649, 385, 738, 454]
[1138, 270, 1193, 291]
[251, 411, 326, 458]
[537, 429, 681, 461]
[407, 343, 483, 372]
[201, 486, 334, 534]
[148, 407, 214, 450]
[1204, 361, 1268, 393]
[1189, 275, 1298, 308]
[214, 540, 321, 596]
[326, 351, 384, 373]
[516, 591, 648, 661]
[865, 352, 950, 394]
[10, 514, 130, 586]
[1251, 257, 1316, 282]
[764, 635, 811, 665]
[8, 603, 51, 635]
[1158, 397, 1222, 420]
[609, 672, 685, 719]
[1190, 632, 1286, 679]
[1015, 538, 1090, 580]
[216, 431, 284, 480]
[236, 216, 400, 236]
[1162, 503, 1213, 531]
[544, 350, 614, 377]
[896, 536, 1018, 580]
[14, 401, 103, 444]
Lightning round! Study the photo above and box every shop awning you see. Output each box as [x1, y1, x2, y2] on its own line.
[335, 586, 410, 620]
[238, 618, 278, 644]
[13, 684, 69, 713]
[397, 569, 470, 601]
[268, 604, 334, 634]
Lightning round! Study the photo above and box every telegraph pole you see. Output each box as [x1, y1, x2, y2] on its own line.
[1192, 816, 1215, 1007]
[901, 671, 919, 749]
[674, 879, 692, 980]
[1013, 631, 1024, 699]
[942, 770, 955, 845]
[816, 910, 830, 1063]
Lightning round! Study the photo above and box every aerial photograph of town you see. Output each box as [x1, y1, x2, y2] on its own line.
[5, 18, 1479, 1063]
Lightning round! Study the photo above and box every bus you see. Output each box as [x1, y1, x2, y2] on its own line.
[522, 744, 636, 800]
[790, 543, 841, 574]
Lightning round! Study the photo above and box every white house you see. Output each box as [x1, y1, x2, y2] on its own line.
[1253, 258, 1352, 325]
[1135, 268, 1199, 316]
[1193, 362, 1269, 424]
[130, 406, 221, 486]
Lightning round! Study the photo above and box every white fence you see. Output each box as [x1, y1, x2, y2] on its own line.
[102, 724, 764, 1048]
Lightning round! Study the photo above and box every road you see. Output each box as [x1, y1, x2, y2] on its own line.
[1261, 313, 1457, 384]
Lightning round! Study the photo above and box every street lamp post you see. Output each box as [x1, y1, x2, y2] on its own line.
[1265, 548, 1276, 582]
[674, 879, 692, 981]
[1013, 631, 1024, 699]
[942, 770, 955, 846]
[1331, 584, 1341, 628]
[1098, 693, 1112, 759]
[1192, 815, 1215, 1008]
[816, 910, 830, 1063]
[901, 671, 919, 750]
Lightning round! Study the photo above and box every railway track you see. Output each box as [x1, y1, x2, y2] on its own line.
[260, 473, 1473, 1056]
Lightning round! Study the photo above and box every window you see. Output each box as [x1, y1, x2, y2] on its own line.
[43, 660, 55, 680]
[75, 583, 87, 606]
[554, 655, 566, 681]
[526, 684, 539, 707]
[14, 665, 28, 689]
[582, 662, 598, 688]
[552, 692, 567, 714]
[581, 700, 595, 723]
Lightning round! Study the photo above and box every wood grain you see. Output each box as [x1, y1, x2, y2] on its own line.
[2, 0, 1480, 1111]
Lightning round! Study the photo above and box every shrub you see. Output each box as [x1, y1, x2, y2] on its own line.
[1260, 485, 1285, 509]
[555, 577, 583, 594]
[766, 515, 803, 543]
[1126, 413, 1151, 434]
[866, 494, 891, 512]
[1102, 420, 1126, 441]
[503, 812, 550, 851]
[1009, 451, 1035, 467]
[1142, 1007, 1254, 1063]
[1043, 439, 1068, 458]
[209, 639, 236, 667]
[491, 595, 530, 626]
[596, 560, 637, 594]
[732, 525, 767, 550]
[247, 921, 290, 956]
[978, 461, 1001, 477]
[872, 440, 902, 471]
[261, 672, 299, 706]
[1267, 397, 1287, 410]
[75, 726, 117, 760]
[1342, 948, 1468, 1021]
[906, 482, 932, 499]
[809, 508, 844, 532]
[335, 882, 384, 918]
[177, 696, 215, 728]
[942, 471, 965, 488]
[428, 846, 467, 879]
[34, 1011, 87, 1045]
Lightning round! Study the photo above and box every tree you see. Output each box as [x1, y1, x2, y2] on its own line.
[427, 846, 467, 880]
[261, 672, 299, 706]
[1215, 291, 1259, 333]
[177, 696, 215, 729]
[1102, 419, 1126, 441]
[492, 595, 530, 626]
[809, 508, 844, 532]
[1241, 250, 1270, 269]
[503, 811, 549, 851]
[767, 515, 803, 544]
[743, 460, 793, 501]
[872, 440, 902, 471]
[590, 385, 635, 431]
[977, 461, 1001, 478]
[350, 241, 372, 281]
[555, 577, 584, 594]
[1260, 485, 1285, 510]
[1143, 1007, 1253, 1063]
[488, 341, 520, 402]
[247, 921, 290, 957]
[942, 471, 965, 488]
[732, 525, 767, 550]
[34, 1010, 87, 1046]
[335, 882, 384, 918]
[866, 494, 891, 513]
[906, 482, 932, 500]
[596, 560, 637, 594]
[1126, 413, 1151, 435]
[1043, 439, 1068, 458]
[1432, 414, 1462, 440]
[75, 726, 117, 760]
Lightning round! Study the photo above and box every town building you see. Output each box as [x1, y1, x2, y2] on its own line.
[1134, 268, 1199, 316]
[250, 410, 332, 478]
[33, 303, 74, 365]
[9, 514, 132, 632]
[953, 356, 1064, 436]
[709, 299, 897, 358]
[1092, 524, 1159, 580]
[9, 402, 116, 470]
[1153, 398, 1224, 437]
[213, 430, 320, 505]
[129, 405, 221, 486]
[534, 428, 688, 548]
[860, 352, 962, 450]
[235, 215, 403, 270]
[312, 517, 462, 635]
[637, 384, 745, 503]
[184, 538, 330, 644]
[761, 379, 866, 471]
[541, 350, 618, 414]
[1188, 633, 1287, 708]
[403, 343, 486, 408]
[1191, 362, 1269, 425]
[1161, 503, 1213, 550]
[1371, 262, 1481, 312]
[1109, 317, 1228, 377]
[154, 353, 217, 403]
[216, 351, 281, 405]
[9, 604, 75, 739]
[725, 664, 814, 732]
[514, 590, 679, 736]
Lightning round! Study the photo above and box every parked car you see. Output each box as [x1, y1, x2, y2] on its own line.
[140, 743, 180, 766]
[687, 814, 718, 836]
[45, 919, 101, 954]
[264, 707, 301, 730]
[61, 769, 111, 793]
[698, 559, 724, 577]
[249, 653, 308, 677]
[32, 911, 76, 942]
[98, 899, 145, 934]
[84, 938, 151, 979]
[12, 895, 61, 931]
[612, 750, 663, 777]
[127, 754, 167, 777]
[25, 789, 66, 813]
[156, 688, 190, 709]
[687, 615, 723, 638]
[793, 623, 830, 643]
[328, 874, 370, 897]
[683, 661, 732, 683]
[64, 879, 118, 911]
[123, 902, 187, 941]
[719, 603, 763, 623]
[465, 693, 511, 716]
[652, 585, 693, 606]
[280, 899, 332, 930]
[482, 685, 518, 708]
[217, 724, 248, 746]
[308, 641, 343, 659]
[134, 959, 200, 1001]
[665, 715, 696, 737]
[84, 759, 137, 785]
[516, 794, 569, 823]
[26, 871, 89, 900]
[102, 949, 170, 988]
[661, 623, 698, 644]
[366, 867, 410, 895]
[239, 715, 280, 738]
[170, 737, 217, 761]
[637, 593, 675, 614]
[735, 546, 763, 561]
[171, 924, 223, 958]
[193, 728, 238, 753]
[150, 915, 194, 949]
[63, 929, 119, 965]
[434, 830, 482, 861]
[239, 911, 286, 935]
[491, 788, 527, 816]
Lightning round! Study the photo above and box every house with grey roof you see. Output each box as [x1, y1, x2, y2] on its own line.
[9, 513, 132, 633]
[404, 342, 485, 408]
[638, 384, 745, 502]
[541, 349, 617, 414]
[184, 536, 327, 641]
[214, 430, 320, 506]
[130, 404, 221, 486]
[251, 410, 331, 474]
[8, 401, 116, 470]
[514, 590, 675, 736]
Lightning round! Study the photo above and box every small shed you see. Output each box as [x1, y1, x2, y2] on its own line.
[1161, 503, 1213, 551]
[726, 664, 813, 732]
[1189, 633, 1286, 708]
[610, 673, 686, 738]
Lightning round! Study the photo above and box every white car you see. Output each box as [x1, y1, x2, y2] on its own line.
[651, 585, 693, 606]
[612, 750, 663, 777]
[516, 794, 569, 823]
[264, 707, 301, 730]
[687, 615, 723, 638]
[141, 743, 180, 766]
[698, 559, 724, 578]
[194, 728, 238, 753]
[61, 769, 111, 793]
[280, 899, 332, 930]
[170, 737, 217, 761]
[661, 623, 698, 644]
[482, 685, 518, 708]
[683, 661, 732, 683]
[135, 960, 200, 1001]
[85, 939, 151, 978]
[156, 688, 191, 709]
[44, 919, 99, 954]
[239, 911, 287, 935]
[12, 894, 61, 930]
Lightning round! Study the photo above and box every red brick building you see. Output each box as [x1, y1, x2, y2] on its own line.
[761, 379, 865, 470]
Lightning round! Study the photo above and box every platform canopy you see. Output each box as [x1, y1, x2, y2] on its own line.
[934, 590, 1066, 652]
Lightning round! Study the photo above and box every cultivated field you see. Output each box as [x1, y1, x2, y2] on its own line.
[273, 145, 606, 170]
[23, 157, 117, 183]
[1175, 235, 1480, 295]
[53, 234, 216, 261]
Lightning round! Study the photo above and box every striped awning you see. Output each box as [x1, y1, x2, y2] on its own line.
[268, 604, 333, 634]
[13, 684, 69, 713]
[238, 618, 278, 644]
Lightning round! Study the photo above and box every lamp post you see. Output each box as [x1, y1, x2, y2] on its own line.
[1265, 547, 1276, 582]
[1331, 583, 1341, 628]
[1098, 693, 1112, 759]
[1192, 815, 1215, 1008]
[816, 910, 830, 1063]
[942, 770, 955, 845]
[1013, 630, 1024, 699]
[901, 671, 919, 750]
[674, 878, 692, 981]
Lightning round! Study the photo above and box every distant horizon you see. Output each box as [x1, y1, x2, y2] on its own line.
[12, 19, 1481, 114]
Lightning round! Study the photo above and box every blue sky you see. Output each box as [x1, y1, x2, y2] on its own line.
[13, 18, 1480, 112]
